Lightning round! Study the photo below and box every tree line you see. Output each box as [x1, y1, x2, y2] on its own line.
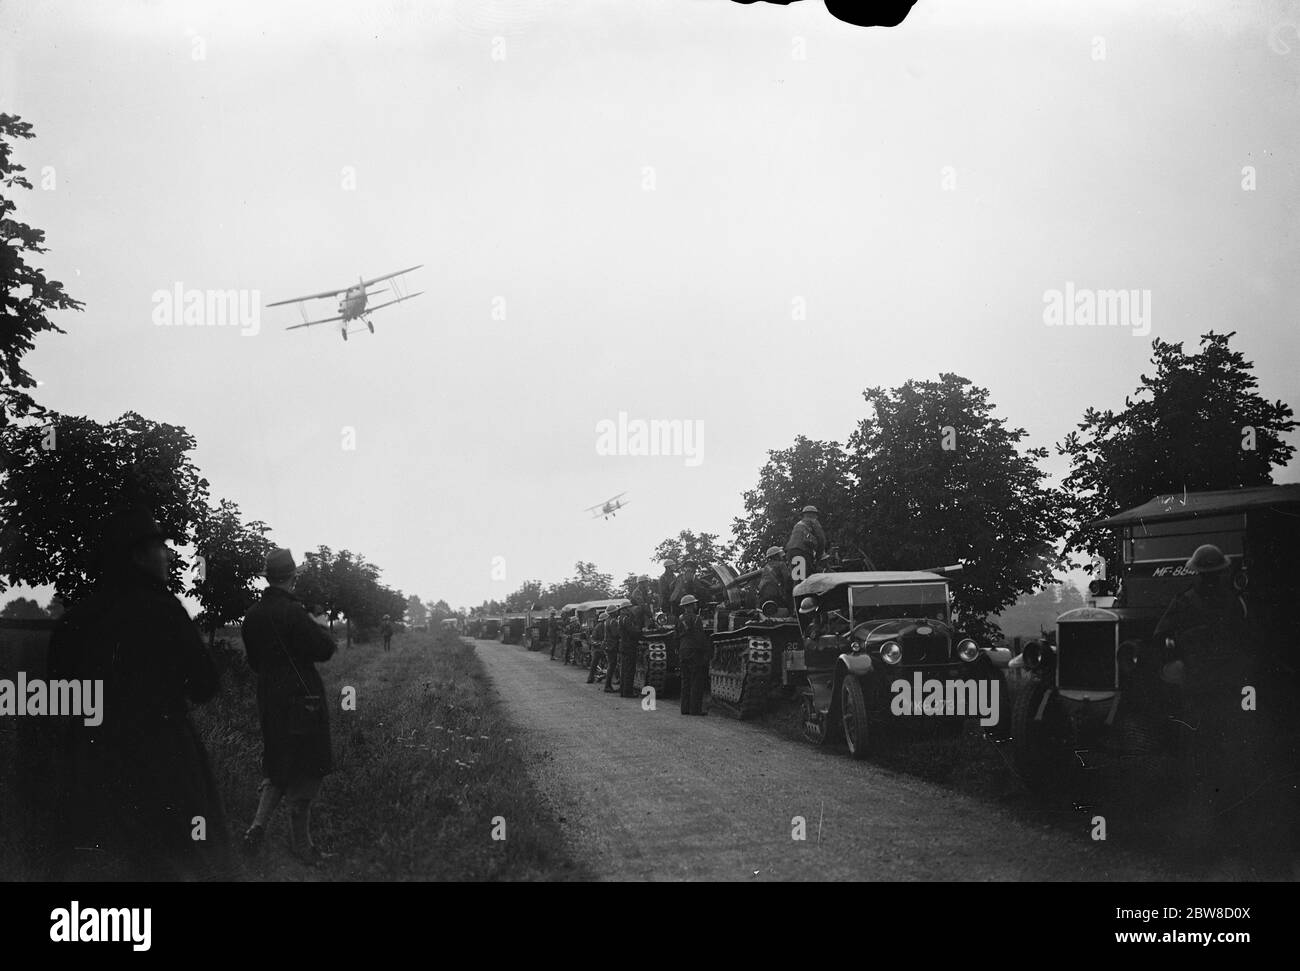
[486, 337, 1294, 642]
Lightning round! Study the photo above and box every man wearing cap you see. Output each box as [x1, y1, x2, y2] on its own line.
[602, 608, 621, 693]
[757, 545, 794, 613]
[45, 503, 235, 880]
[658, 560, 679, 617]
[240, 548, 338, 865]
[380, 614, 393, 652]
[676, 595, 713, 715]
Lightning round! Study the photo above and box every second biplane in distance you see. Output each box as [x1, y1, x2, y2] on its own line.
[586, 492, 629, 520]
[266, 264, 424, 340]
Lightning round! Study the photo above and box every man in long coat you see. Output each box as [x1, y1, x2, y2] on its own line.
[240, 548, 337, 863]
[46, 504, 235, 881]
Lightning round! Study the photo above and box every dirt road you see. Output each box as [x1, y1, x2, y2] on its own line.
[472, 639, 1180, 881]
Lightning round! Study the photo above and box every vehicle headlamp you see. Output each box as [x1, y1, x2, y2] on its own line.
[881, 641, 902, 665]
[957, 638, 979, 662]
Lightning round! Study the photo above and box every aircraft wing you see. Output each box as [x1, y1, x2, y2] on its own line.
[583, 503, 605, 514]
[286, 313, 346, 330]
[266, 286, 348, 308]
[363, 291, 424, 314]
[359, 264, 424, 288]
[611, 492, 628, 501]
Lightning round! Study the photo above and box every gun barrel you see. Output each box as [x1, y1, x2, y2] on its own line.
[724, 569, 763, 587]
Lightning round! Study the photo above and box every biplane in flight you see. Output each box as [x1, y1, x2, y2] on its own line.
[586, 492, 629, 520]
[266, 264, 424, 340]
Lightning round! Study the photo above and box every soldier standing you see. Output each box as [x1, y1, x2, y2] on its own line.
[617, 603, 641, 698]
[1153, 544, 1262, 849]
[786, 505, 828, 583]
[380, 614, 393, 651]
[549, 609, 563, 660]
[587, 610, 607, 684]
[676, 595, 712, 715]
[602, 609, 621, 692]
[757, 545, 794, 613]
[658, 559, 679, 617]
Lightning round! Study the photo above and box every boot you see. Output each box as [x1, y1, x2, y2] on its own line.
[289, 799, 330, 865]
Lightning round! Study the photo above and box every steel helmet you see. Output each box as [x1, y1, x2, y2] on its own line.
[798, 596, 818, 614]
[1186, 544, 1230, 573]
[679, 594, 698, 607]
[801, 505, 819, 515]
[765, 545, 784, 560]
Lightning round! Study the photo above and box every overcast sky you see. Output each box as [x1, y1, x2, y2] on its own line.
[3, 0, 1299, 611]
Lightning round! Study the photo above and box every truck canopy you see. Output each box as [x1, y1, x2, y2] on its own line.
[1093, 484, 1300, 528]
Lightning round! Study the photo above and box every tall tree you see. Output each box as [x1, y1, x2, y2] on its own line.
[0, 114, 83, 427]
[191, 498, 274, 646]
[847, 374, 1067, 640]
[406, 594, 428, 628]
[651, 529, 731, 569]
[1058, 331, 1295, 563]
[730, 435, 855, 570]
[0, 411, 210, 605]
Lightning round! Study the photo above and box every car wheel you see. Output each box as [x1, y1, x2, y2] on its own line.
[801, 693, 830, 746]
[841, 675, 871, 760]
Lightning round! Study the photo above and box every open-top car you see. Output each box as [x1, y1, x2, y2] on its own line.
[784, 571, 1009, 758]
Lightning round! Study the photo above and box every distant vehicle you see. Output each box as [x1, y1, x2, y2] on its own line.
[481, 617, 502, 639]
[501, 613, 527, 645]
[266, 264, 423, 341]
[440, 618, 460, 633]
[585, 492, 628, 520]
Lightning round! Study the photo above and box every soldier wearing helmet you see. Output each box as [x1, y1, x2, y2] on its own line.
[658, 559, 679, 617]
[676, 594, 712, 715]
[786, 506, 828, 583]
[1154, 544, 1250, 690]
[586, 609, 608, 684]
[757, 545, 793, 613]
[616, 602, 641, 698]
[1153, 543, 1260, 837]
[603, 607, 622, 693]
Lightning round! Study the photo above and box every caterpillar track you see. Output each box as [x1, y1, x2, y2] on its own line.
[709, 620, 802, 719]
[635, 630, 678, 696]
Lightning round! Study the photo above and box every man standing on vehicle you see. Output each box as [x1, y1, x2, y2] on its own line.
[659, 559, 679, 617]
[786, 505, 827, 583]
[676, 595, 712, 715]
[757, 545, 794, 613]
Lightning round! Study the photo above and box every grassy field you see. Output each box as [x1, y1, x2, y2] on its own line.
[1, 625, 585, 881]
[198, 625, 587, 880]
